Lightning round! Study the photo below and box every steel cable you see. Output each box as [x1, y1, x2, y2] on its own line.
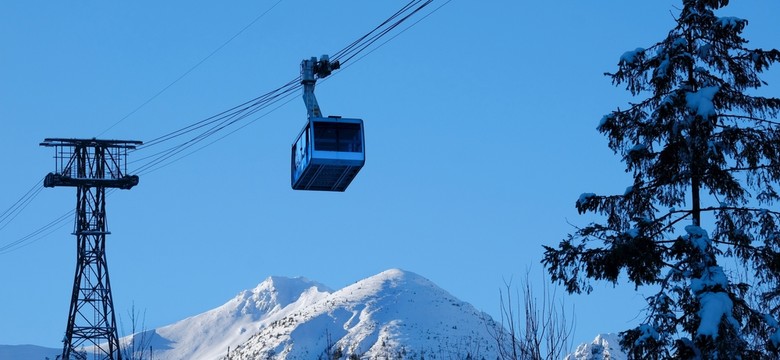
[0, 0, 449, 255]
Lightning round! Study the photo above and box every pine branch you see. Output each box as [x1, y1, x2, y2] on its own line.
[718, 114, 780, 127]
[726, 164, 780, 172]
[699, 206, 780, 216]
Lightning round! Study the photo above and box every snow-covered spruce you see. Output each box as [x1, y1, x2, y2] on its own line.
[543, 0, 780, 358]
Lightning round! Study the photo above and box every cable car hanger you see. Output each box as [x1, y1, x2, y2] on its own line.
[301, 55, 339, 119]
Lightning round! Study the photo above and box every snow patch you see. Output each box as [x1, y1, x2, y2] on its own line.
[716, 16, 743, 29]
[634, 324, 661, 346]
[697, 292, 737, 339]
[690, 266, 728, 293]
[685, 86, 719, 119]
[763, 314, 780, 348]
[655, 57, 670, 79]
[685, 225, 710, 252]
[577, 193, 597, 207]
[620, 48, 645, 64]
[598, 114, 612, 128]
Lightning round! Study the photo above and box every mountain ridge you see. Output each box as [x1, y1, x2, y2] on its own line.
[126, 275, 332, 360]
[226, 268, 505, 359]
[0, 344, 60, 360]
[2, 269, 508, 360]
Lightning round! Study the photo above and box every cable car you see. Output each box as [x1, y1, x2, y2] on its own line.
[291, 116, 365, 191]
[291, 55, 365, 192]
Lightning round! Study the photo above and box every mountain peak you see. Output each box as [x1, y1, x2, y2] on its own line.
[566, 333, 627, 360]
[336, 268, 435, 298]
[372, 267, 415, 278]
[227, 269, 505, 359]
[365, 268, 429, 284]
[131, 274, 331, 360]
[244, 275, 332, 312]
[111, 269, 505, 360]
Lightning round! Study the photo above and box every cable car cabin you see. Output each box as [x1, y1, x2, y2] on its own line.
[291, 117, 365, 191]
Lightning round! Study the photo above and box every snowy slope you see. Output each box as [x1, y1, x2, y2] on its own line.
[123, 276, 332, 360]
[0, 345, 60, 360]
[225, 269, 506, 359]
[565, 333, 627, 360]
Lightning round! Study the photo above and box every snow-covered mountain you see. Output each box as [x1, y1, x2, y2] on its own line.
[0, 344, 59, 360]
[225, 268, 504, 359]
[123, 268, 505, 360]
[565, 333, 627, 360]
[122, 275, 332, 360]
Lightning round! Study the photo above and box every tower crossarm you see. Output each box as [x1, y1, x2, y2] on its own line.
[40, 138, 142, 189]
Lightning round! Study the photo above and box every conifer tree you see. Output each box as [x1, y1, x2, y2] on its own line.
[542, 0, 780, 358]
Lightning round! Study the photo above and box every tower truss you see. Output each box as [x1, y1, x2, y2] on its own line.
[41, 138, 141, 360]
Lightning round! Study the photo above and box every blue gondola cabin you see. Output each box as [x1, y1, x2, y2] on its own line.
[291, 116, 365, 191]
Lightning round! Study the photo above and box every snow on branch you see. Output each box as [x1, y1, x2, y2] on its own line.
[685, 86, 720, 119]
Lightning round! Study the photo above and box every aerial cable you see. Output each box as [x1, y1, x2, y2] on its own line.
[132, 82, 301, 169]
[136, 88, 302, 176]
[137, 77, 301, 150]
[331, 0, 432, 64]
[126, 0, 443, 174]
[129, 80, 304, 175]
[333, 0, 434, 65]
[132, 82, 303, 175]
[0, 179, 44, 231]
[332, 0, 428, 61]
[0, 209, 73, 255]
[0, 0, 449, 255]
[96, 0, 287, 137]
[133, 0, 435, 158]
[0, 0, 288, 253]
[337, 0, 451, 70]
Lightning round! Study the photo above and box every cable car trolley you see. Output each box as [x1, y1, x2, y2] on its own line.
[291, 55, 365, 191]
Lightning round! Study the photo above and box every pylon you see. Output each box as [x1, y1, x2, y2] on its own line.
[41, 138, 141, 360]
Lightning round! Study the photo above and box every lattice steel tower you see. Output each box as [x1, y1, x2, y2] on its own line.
[41, 138, 141, 360]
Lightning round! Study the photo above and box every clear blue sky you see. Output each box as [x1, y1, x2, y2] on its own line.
[1, 0, 778, 351]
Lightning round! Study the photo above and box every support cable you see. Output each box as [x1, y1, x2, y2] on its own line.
[136, 85, 302, 176]
[0, 210, 73, 255]
[333, 0, 434, 66]
[332, 0, 426, 61]
[129, 0, 436, 156]
[0, 0, 451, 255]
[97, 0, 287, 137]
[0, 179, 44, 231]
[0, 0, 289, 253]
[336, 0, 451, 74]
